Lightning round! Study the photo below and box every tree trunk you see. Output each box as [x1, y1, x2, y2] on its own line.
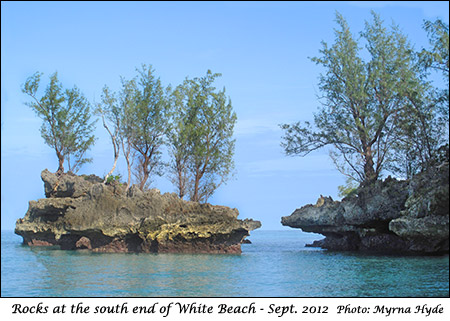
[121, 140, 132, 192]
[103, 117, 120, 183]
[192, 180, 199, 202]
[191, 167, 202, 202]
[126, 161, 132, 191]
[363, 147, 377, 185]
[177, 163, 186, 199]
[56, 152, 64, 176]
[103, 137, 119, 184]
[138, 157, 150, 191]
[103, 152, 119, 184]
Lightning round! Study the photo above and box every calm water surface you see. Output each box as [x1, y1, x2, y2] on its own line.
[1, 230, 448, 297]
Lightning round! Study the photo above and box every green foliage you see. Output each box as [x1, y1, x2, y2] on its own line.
[23, 66, 235, 197]
[168, 70, 236, 202]
[105, 174, 122, 185]
[337, 177, 359, 199]
[421, 19, 449, 133]
[123, 65, 172, 190]
[388, 19, 449, 179]
[167, 84, 192, 199]
[22, 72, 96, 174]
[420, 19, 449, 86]
[281, 12, 425, 185]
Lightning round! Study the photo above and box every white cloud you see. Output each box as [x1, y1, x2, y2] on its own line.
[234, 117, 280, 136]
[234, 110, 307, 137]
[240, 153, 335, 175]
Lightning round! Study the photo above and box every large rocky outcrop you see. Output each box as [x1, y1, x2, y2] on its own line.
[15, 170, 261, 253]
[281, 160, 449, 254]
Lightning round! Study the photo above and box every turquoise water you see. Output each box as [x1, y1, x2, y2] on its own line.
[1, 230, 449, 297]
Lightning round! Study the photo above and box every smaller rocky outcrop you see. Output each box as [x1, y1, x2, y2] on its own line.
[15, 170, 261, 254]
[41, 169, 103, 198]
[282, 160, 449, 255]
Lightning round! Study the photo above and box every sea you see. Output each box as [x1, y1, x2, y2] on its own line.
[1, 230, 449, 297]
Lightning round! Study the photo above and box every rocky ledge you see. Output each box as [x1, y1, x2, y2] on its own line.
[281, 160, 449, 255]
[15, 170, 261, 254]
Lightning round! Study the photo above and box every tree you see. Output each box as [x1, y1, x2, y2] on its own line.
[95, 86, 121, 183]
[388, 19, 449, 178]
[23, 72, 96, 175]
[420, 19, 449, 118]
[168, 70, 236, 202]
[98, 76, 138, 191]
[420, 19, 449, 141]
[280, 12, 423, 185]
[126, 65, 171, 191]
[387, 83, 443, 178]
[118, 77, 138, 191]
[167, 86, 192, 199]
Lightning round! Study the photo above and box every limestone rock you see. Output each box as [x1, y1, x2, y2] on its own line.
[15, 170, 261, 254]
[281, 161, 449, 255]
[42, 169, 98, 198]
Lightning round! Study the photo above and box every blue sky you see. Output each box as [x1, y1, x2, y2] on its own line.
[1, 1, 449, 230]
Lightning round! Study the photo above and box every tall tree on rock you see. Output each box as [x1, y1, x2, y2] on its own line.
[118, 77, 138, 191]
[168, 70, 236, 202]
[127, 65, 171, 191]
[97, 77, 139, 191]
[167, 86, 192, 199]
[23, 72, 96, 175]
[281, 12, 423, 185]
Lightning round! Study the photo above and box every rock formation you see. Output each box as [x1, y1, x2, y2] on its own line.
[282, 160, 449, 254]
[15, 170, 261, 253]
